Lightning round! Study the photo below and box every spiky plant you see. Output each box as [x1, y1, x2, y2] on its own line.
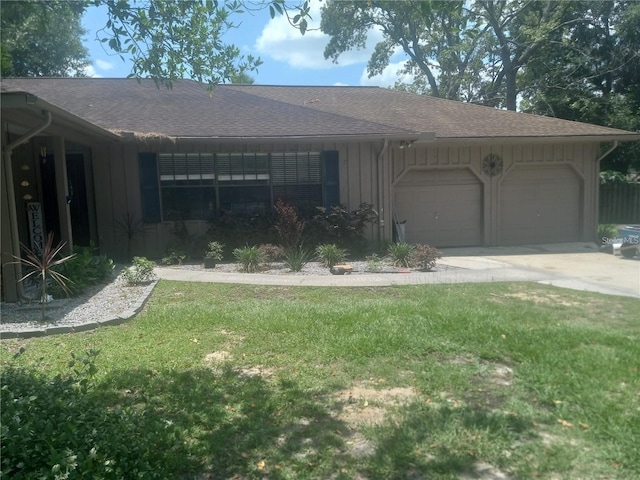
[12, 232, 75, 321]
[315, 243, 347, 268]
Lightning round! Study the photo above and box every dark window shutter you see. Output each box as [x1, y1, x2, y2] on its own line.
[322, 151, 339, 208]
[138, 152, 161, 223]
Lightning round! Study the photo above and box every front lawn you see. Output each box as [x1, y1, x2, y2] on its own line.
[2, 282, 639, 479]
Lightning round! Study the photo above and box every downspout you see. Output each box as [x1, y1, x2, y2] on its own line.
[596, 140, 619, 166]
[376, 139, 389, 246]
[3, 110, 53, 301]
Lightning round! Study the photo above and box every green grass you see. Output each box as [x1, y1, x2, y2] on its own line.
[2, 282, 639, 479]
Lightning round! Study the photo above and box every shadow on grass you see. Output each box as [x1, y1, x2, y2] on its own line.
[361, 402, 532, 479]
[100, 366, 355, 478]
[3, 361, 538, 479]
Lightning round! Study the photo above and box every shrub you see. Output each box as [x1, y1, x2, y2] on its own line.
[283, 246, 313, 272]
[274, 200, 305, 249]
[387, 242, 415, 268]
[365, 253, 385, 272]
[50, 245, 114, 297]
[309, 203, 377, 252]
[315, 243, 347, 268]
[1, 350, 179, 479]
[410, 244, 442, 271]
[204, 241, 225, 260]
[258, 243, 284, 263]
[233, 245, 264, 273]
[161, 248, 187, 265]
[122, 256, 156, 284]
[599, 170, 638, 184]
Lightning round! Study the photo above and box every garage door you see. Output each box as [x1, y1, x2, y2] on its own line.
[500, 165, 581, 245]
[394, 169, 483, 247]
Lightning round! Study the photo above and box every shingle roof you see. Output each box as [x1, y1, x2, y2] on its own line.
[2, 78, 637, 141]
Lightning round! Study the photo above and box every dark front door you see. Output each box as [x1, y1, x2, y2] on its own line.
[39, 153, 92, 248]
[66, 154, 91, 247]
[40, 154, 61, 244]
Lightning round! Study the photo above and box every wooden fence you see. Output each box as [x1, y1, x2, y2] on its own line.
[599, 183, 640, 224]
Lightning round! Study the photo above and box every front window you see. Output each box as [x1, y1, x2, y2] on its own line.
[156, 152, 325, 221]
[159, 153, 216, 220]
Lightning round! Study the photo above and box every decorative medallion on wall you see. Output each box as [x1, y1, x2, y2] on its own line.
[482, 153, 503, 177]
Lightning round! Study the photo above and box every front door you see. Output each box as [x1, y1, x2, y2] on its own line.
[40, 153, 61, 244]
[66, 154, 92, 247]
[39, 153, 93, 248]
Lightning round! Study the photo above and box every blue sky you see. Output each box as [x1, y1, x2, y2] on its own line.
[81, 2, 412, 87]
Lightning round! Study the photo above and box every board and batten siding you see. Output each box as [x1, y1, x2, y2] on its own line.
[91, 139, 385, 259]
[390, 142, 601, 247]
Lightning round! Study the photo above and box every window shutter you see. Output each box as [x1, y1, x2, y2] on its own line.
[322, 151, 340, 208]
[138, 152, 161, 223]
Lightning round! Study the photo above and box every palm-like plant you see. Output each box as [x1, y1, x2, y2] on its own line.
[12, 232, 75, 321]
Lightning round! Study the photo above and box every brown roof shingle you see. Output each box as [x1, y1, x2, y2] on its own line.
[2, 78, 637, 141]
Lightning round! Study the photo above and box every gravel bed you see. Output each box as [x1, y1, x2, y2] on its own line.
[0, 267, 156, 334]
[167, 260, 447, 275]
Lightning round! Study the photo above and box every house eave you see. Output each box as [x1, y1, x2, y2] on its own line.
[439, 134, 640, 145]
[2, 92, 121, 142]
[118, 131, 437, 145]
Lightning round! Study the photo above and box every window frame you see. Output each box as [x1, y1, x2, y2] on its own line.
[147, 151, 334, 222]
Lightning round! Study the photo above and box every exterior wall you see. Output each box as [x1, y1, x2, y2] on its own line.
[90, 138, 602, 260]
[3, 133, 604, 288]
[92, 139, 387, 260]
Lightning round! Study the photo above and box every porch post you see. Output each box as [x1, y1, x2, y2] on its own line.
[0, 152, 19, 302]
[53, 136, 73, 252]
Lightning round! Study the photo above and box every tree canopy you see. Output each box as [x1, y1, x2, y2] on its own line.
[1, 0, 266, 86]
[1, 0, 91, 77]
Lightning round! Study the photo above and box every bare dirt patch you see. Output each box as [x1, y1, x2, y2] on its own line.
[307, 384, 420, 460]
[204, 350, 232, 364]
[500, 292, 581, 307]
[237, 365, 275, 378]
[330, 386, 419, 426]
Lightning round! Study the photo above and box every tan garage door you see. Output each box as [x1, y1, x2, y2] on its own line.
[500, 165, 581, 245]
[394, 169, 483, 247]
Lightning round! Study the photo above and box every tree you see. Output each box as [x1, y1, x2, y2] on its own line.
[519, 1, 640, 172]
[2, 0, 267, 86]
[321, 1, 489, 102]
[91, 0, 262, 87]
[320, 0, 577, 111]
[1, 0, 91, 77]
[229, 71, 255, 84]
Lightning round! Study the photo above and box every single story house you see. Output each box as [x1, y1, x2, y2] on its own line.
[1, 78, 638, 301]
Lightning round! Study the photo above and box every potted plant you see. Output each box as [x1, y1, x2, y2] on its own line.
[204, 241, 225, 268]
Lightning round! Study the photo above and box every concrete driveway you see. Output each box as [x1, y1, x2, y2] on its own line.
[156, 242, 640, 299]
[440, 242, 640, 299]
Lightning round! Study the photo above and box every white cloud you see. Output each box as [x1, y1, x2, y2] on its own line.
[82, 64, 103, 78]
[96, 59, 114, 71]
[255, 2, 383, 70]
[359, 60, 413, 88]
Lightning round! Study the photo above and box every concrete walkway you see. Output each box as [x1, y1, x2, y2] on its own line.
[155, 243, 640, 299]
